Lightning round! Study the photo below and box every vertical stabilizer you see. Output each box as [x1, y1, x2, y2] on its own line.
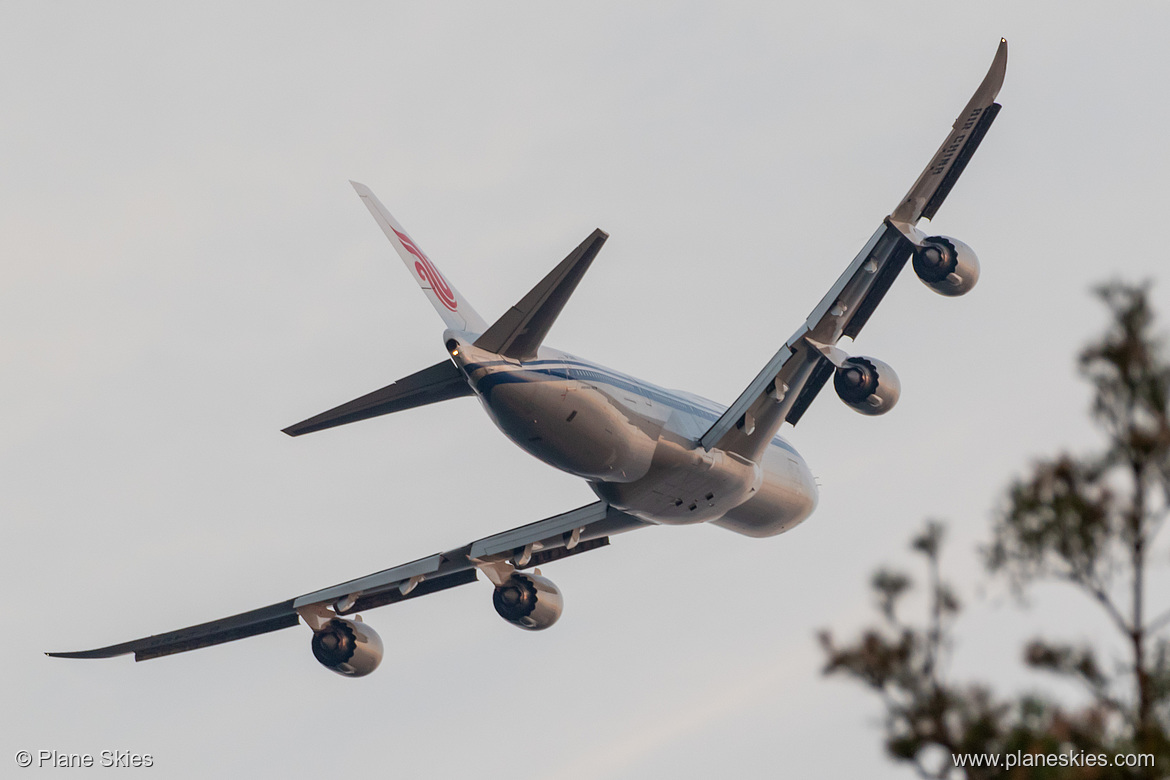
[350, 181, 489, 334]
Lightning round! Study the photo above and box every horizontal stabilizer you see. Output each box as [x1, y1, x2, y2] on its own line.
[474, 229, 608, 361]
[282, 359, 472, 437]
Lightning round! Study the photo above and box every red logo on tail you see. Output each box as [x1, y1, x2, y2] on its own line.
[391, 227, 459, 312]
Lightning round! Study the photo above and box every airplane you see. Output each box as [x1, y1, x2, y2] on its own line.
[49, 40, 1007, 677]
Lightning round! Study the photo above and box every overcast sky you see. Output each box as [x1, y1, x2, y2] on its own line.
[4, 3, 1170, 778]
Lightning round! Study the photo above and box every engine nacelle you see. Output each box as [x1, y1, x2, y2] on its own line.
[492, 571, 563, 631]
[310, 617, 384, 677]
[833, 356, 900, 416]
[912, 236, 979, 296]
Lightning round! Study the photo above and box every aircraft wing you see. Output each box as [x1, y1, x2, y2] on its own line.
[701, 40, 1006, 458]
[48, 502, 646, 662]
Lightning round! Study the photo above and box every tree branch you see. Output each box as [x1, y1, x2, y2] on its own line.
[1148, 606, 1170, 635]
[1060, 572, 1134, 636]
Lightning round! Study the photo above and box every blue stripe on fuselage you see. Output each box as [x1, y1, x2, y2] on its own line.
[463, 358, 798, 455]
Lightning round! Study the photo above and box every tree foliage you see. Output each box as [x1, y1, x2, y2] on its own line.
[821, 283, 1170, 778]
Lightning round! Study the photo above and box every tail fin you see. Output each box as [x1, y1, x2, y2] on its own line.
[350, 181, 489, 335]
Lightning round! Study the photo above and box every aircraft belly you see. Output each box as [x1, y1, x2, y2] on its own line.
[480, 377, 657, 482]
[591, 437, 764, 524]
[592, 437, 817, 532]
[711, 446, 818, 537]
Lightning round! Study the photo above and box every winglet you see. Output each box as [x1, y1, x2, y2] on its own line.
[890, 39, 1007, 224]
[474, 229, 608, 361]
[46, 599, 301, 661]
[964, 38, 1008, 117]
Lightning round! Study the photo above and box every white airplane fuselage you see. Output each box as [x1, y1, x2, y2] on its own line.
[449, 332, 818, 538]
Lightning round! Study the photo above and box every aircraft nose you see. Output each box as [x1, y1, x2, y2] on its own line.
[801, 460, 820, 514]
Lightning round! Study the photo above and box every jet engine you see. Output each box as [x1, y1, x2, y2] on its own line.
[492, 571, 564, 631]
[833, 356, 900, 416]
[310, 617, 384, 677]
[912, 236, 979, 297]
